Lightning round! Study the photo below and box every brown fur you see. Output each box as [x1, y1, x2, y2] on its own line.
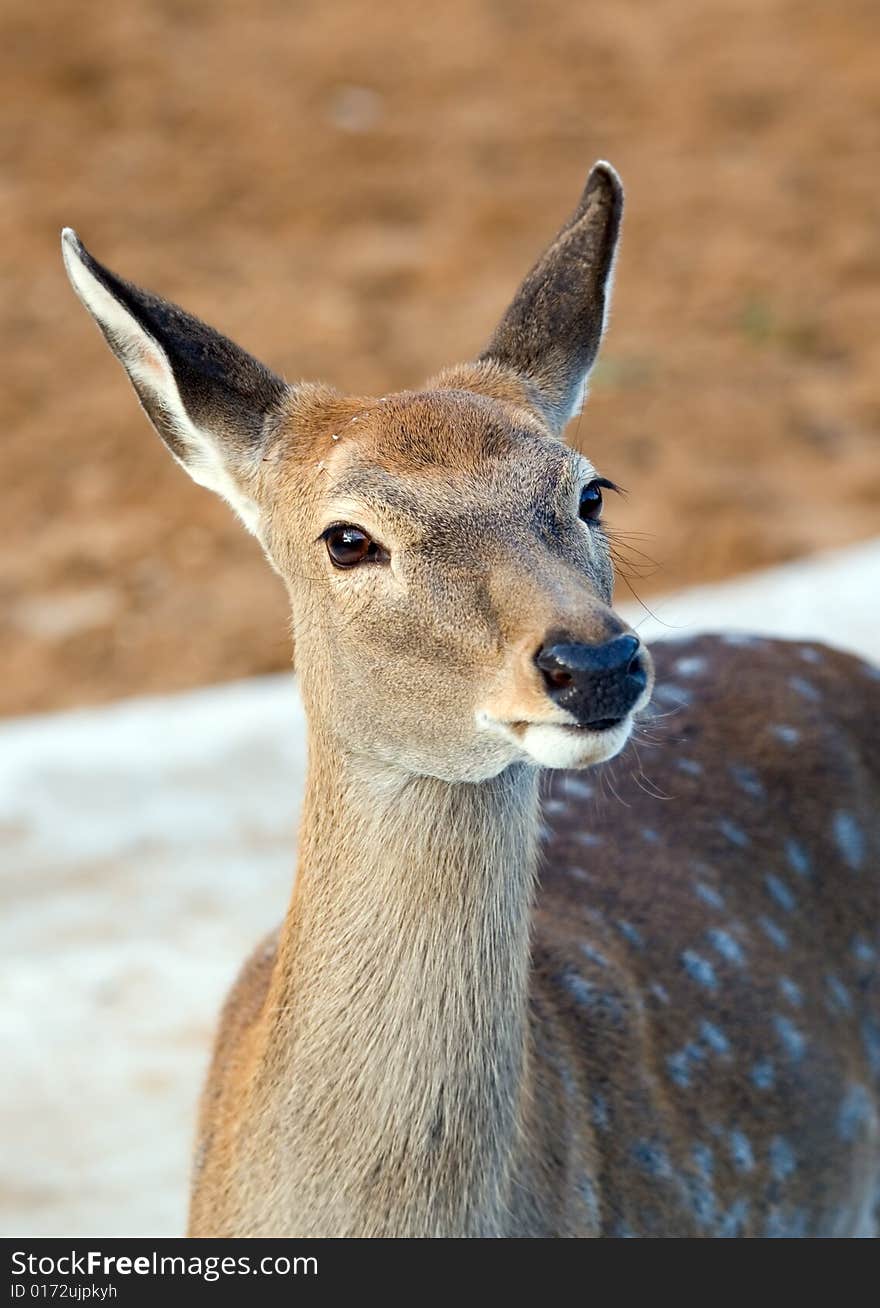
[188, 636, 879, 1237]
[62, 163, 880, 1237]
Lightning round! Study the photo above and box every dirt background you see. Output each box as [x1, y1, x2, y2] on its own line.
[2, 0, 878, 717]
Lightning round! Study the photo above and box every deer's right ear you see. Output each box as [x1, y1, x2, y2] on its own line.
[479, 162, 623, 434]
[61, 229, 289, 534]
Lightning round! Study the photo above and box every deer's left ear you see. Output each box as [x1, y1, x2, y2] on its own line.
[61, 229, 289, 534]
[479, 161, 623, 434]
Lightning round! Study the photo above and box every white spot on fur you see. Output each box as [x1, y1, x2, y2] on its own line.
[765, 874, 796, 914]
[778, 976, 802, 1006]
[751, 1059, 775, 1090]
[718, 819, 749, 848]
[700, 1020, 730, 1056]
[616, 919, 643, 949]
[680, 950, 717, 990]
[768, 1135, 797, 1180]
[789, 676, 821, 702]
[674, 655, 707, 678]
[784, 839, 811, 879]
[825, 973, 852, 1014]
[773, 1014, 806, 1062]
[562, 776, 595, 801]
[591, 1092, 609, 1130]
[759, 917, 789, 951]
[707, 927, 745, 967]
[837, 1084, 876, 1142]
[721, 633, 760, 647]
[833, 811, 865, 870]
[729, 764, 765, 798]
[728, 1130, 754, 1172]
[694, 881, 725, 911]
[566, 865, 592, 883]
[852, 936, 876, 965]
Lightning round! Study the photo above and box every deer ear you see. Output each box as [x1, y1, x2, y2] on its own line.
[61, 229, 288, 533]
[479, 161, 623, 433]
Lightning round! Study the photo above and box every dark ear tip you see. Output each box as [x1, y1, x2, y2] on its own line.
[591, 159, 622, 186]
[569, 160, 623, 237]
[585, 160, 624, 207]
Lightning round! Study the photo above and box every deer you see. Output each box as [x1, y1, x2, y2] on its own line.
[62, 162, 879, 1238]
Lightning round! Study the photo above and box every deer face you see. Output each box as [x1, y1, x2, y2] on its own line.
[63, 162, 652, 781]
[268, 385, 651, 779]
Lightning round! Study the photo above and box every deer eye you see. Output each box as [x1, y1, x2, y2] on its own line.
[321, 523, 387, 569]
[578, 479, 604, 522]
[578, 477, 616, 524]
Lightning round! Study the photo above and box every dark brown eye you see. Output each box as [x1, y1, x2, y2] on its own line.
[322, 523, 386, 569]
[578, 479, 604, 522]
[578, 477, 618, 523]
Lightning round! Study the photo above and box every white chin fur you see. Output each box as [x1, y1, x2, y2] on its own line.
[519, 719, 632, 769]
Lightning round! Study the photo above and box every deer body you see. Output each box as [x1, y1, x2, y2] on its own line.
[62, 164, 880, 1237]
[186, 635, 879, 1238]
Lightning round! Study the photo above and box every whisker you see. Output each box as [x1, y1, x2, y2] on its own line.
[641, 701, 688, 723]
[630, 767, 674, 801]
[602, 764, 631, 810]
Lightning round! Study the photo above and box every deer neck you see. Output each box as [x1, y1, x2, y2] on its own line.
[255, 730, 540, 1236]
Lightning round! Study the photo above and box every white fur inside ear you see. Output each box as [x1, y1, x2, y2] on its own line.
[592, 159, 622, 334]
[61, 230, 261, 534]
[565, 378, 590, 425]
[561, 268, 617, 429]
[562, 163, 620, 428]
[598, 245, 618, 343]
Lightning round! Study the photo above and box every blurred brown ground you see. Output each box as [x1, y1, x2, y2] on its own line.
[2, 0, 878, 716]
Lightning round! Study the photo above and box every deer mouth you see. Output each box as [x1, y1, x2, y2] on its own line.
[559, 716, 625, 733]
[507, 715, 626, 737]
[478, 711, 634, 770]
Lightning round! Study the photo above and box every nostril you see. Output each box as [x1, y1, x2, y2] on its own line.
[617, 634, 640, 672]
[626, 645, 648, 688]
[627, 648, 644, 677]
[535, 646, 576, 696]
[535, 644, 575, 693]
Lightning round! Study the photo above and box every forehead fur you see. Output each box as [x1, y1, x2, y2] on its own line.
[264, 373, 598, 559]
[271, 371, 564, 500]
[387, 391, 532, 468]
[346, 388, 550, 475]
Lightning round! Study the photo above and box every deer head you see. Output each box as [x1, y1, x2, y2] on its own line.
[62, 162, 653, 783]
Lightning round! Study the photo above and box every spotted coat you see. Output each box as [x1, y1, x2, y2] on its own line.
[529, 634, 880, 1237]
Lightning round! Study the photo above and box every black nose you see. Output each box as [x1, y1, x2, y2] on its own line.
[535, 633, 647, 728]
